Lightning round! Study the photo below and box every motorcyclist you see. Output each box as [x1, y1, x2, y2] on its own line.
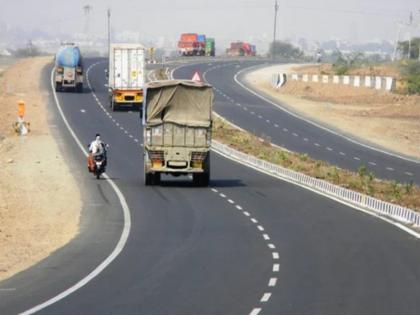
[88, 133, 107, 171]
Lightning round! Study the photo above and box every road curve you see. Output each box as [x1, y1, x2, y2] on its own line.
[1, 58, 420, 315]
[173, 60, 420, 185]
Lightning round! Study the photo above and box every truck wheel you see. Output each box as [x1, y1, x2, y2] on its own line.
[55, 83, 62, 92]
[153, 172, 161, 185]
[111, 101, 119, 112]
[145, 172, 153, 185]
[193, 172, 209, 187]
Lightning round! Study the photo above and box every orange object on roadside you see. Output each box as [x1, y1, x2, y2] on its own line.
[18, 100, 25, 118]
[87, 154, 94, 172]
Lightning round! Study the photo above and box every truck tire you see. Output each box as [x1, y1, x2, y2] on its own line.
[55, 82, 62, 92]
[111, 101, 119, 112]
[145, 172, 153, 185]
[193, 172, 209, 187]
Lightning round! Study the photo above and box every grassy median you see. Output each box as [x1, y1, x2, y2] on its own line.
[213, 118, 420, 211]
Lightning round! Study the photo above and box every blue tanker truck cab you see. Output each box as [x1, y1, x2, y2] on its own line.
[54, 45, 84, 93]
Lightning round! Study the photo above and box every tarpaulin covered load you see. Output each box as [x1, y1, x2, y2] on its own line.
[145, 80, 213, 128]
[55, 46, 82, 68]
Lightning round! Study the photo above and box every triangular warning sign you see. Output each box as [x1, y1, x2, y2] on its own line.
[191, 71, 202, 82]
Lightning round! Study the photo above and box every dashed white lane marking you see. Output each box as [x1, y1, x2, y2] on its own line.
[274, 124, 279, 128]
[261, 293, 271, 302]
[292, 132, 298, 137]
[236, 103, 242, 106]
[211, 188, 218, 193]
[134, 139, 139, 142]
[369, 161, 377, 166]
[386, 167, 394, 171]
[283, 128, 288, 132]
[244, 107, 248, 111]
[268, 278, 277, 287]
[251, 218, 258, 223]
[353, 157, 361, 161]
[116, 123, 120, 126]
[251, 111, 255, 115]
[263, 234, 270, 240]
[272, 252, 279, 259]
[314, 143, 320, 147]
[326, 147, 333, 151]
[258, 115, 263, 119]
[129, 135, 133, 138]
[339, 152, 346, 156]
[266, 119, 270, 123]
[268, 243, 276, 249]
[273, 264, 280, 272]
[249, 308, 261, 315]
[303, 138, 308, 141]
[80, 109, 86, 113]
[124, 130, 128, 134]
[243, 211, 250, 216]
[236, 205, 243, 210]
[257, 225, 265, 231]
[219, 193, 226, 198]
[228, 199, 234, 204]
[405, 172, 413, 176]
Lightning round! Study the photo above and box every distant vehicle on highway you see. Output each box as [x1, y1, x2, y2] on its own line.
[178, 33, 215, 57]
[226, 41, 256, 57]
[142, 80, 213, 186]
[54, 43, 83, 93]
[107, 43, 145, 112]
[205, 38, 216, 57]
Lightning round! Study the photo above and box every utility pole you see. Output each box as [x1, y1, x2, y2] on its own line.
[407, 11, 413, 59]
[107, 8, 111, 57]
[273, 0, 279, 62]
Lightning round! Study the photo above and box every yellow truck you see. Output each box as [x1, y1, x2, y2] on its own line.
[142, 80, 213, 186]
[108, 43, 145, 112]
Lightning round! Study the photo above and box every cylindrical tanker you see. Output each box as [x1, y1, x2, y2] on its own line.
[54, 44, 84, 93]
[55, 46, 83, 68]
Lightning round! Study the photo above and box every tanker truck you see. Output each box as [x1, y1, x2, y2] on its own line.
[54, 44, 83, 93]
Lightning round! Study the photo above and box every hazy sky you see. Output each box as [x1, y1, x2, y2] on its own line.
[1, 0, 419, 43]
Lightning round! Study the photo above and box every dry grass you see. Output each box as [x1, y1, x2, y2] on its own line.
[213, 118, 420, 211]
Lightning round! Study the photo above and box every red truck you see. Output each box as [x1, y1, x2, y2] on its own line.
[226, 42, 256, 57]
[178, 33, 200, 56]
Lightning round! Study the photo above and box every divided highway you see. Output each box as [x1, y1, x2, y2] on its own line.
[1, 58, 420, 315]
[173, 60, 420, 185]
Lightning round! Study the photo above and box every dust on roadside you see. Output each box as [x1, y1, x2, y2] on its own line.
[245, 65, 420, 159]
[0, 57, 81, 281]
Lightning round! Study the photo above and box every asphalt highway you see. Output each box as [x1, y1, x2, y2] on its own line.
[1, 58, 420, 315]
[173, 60, 420, 185]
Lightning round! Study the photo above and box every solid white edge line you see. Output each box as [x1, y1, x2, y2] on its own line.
[20, 66, 132, 315]
[211, 144, 420, 239]
[233, 65, 420, 165]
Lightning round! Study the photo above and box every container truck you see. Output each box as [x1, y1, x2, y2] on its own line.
[205, 38, 215, 57]
[226, 42, 255, 57]
[197, 34, 206, 55]
[54, 44, 83, 93]
[108, 43, 145, 112]
[142, 80, 213, 186]
[178, 33, 199, 56]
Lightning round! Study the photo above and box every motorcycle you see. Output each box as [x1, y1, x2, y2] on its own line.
[92, 153, 106, 179]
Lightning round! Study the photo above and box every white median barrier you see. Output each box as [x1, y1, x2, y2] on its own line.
[375, 76, 382, 90]
[212, 140, 420, 231]
[353, 76, 360, 87]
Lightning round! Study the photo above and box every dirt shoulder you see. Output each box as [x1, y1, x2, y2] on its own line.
[0, 57, 81, 281]
[245, 64, 420, 159]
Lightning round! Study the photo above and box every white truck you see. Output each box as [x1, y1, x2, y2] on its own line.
[108, 43, 145, 112]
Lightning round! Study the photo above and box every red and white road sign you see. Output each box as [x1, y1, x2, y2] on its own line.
[191, 71, 202, 82]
